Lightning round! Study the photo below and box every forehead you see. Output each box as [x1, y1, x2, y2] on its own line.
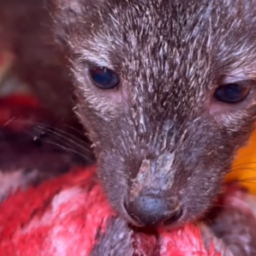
[80, 0, 256, 72]
[103, 0, 256, 36]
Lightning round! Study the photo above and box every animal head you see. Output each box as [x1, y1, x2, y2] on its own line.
[51, 0, 256, 227]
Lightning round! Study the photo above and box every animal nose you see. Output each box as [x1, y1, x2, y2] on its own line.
[125, 195, 182, 226]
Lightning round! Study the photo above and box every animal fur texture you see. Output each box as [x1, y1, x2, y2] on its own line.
[1, 0, 256, 232]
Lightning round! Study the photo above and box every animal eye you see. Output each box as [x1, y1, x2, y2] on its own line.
[88, 66, 119, 89]
[214, 82, 251, 103]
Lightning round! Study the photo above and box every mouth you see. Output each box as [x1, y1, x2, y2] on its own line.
[163, 208, 184, 226]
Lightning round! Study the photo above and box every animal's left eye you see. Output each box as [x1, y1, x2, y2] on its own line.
[214, 82, 252, 104]
[88, 66, 119, 89]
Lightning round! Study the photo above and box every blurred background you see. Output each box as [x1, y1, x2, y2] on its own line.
[0, 51, 30, 96]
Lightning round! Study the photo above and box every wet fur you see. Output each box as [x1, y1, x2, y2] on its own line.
[1, 0, 256, 230]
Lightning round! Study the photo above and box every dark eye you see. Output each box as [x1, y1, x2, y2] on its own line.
[214, 83, 251, 103]
[88, 66, 119, 89]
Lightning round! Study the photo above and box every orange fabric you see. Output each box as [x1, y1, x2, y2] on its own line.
[227, 129, 256, 194]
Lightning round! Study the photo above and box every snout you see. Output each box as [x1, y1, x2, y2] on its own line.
[123, 154, 183, 226]
[124, 194, 183, 226]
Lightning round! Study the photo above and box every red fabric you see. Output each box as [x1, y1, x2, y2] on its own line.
[0, 94, 47, 132]
[0, 94, 39, 108]
[0, 166, 222, 256]
[0, 166, 115, 255]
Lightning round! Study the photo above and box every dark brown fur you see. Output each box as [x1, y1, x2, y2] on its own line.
[1, 0, 256, 231]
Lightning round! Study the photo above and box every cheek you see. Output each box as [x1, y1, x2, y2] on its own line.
[212, 111, 256, 135]
[178, 139, 236, 215]
[95, 152, 131, 211]
[81, 92, 123, 120]
[209, 94, 256, 134]
[180, 167, 225, 220]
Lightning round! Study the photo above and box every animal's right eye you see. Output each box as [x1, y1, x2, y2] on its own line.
[88, 66, 119, 89]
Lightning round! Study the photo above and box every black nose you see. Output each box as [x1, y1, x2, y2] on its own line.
[125, 195, 182, 226]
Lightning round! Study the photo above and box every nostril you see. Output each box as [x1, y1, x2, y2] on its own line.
[163, 208, 183, 226]
[123, 201, 143, 225]
[124, 195, 181, 226]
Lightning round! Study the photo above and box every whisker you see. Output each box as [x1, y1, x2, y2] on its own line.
[2, 116, 16, 127]
[234, 176, 256, 184]
[230, 167, 256, 173]
[33, 128, 93, 158]
[63, 123, 88, 139]
[33, 123, 93, 155]
[0, 114, 95, 163]
[53, 124, 91, 146]
[44, 140, 93, 162]
[25, 128, 94, 163]
[34, 122, 91, 147]
[232, 161, 256, 169]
